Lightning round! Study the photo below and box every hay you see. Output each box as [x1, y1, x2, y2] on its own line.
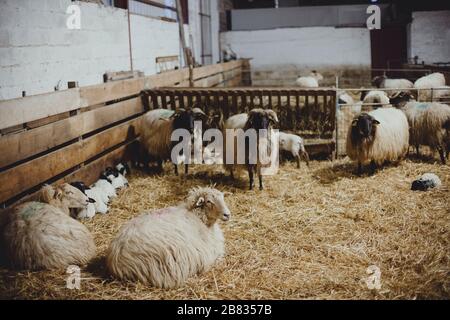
[1, 158, 449, 299]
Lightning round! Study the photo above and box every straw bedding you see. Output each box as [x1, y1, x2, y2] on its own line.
[0, 157, 449, 299]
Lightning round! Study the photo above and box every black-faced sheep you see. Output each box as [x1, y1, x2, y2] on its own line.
[223, 109, 279, 190]
[278, 132, 309, 168]
[106, 186, 231, 289]
[140, 108, 198, 175]
[1, 184, 96, 270]
[346, 108, 409, 174]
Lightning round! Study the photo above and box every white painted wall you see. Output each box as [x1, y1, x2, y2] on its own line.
[409, 11, 450, 64]
[221, 27, 371, 69]
[220, 26, 371, 86]
[130, 14, 179, 75]
[0, 0, 130, 100]
[0, 0, 221, 100]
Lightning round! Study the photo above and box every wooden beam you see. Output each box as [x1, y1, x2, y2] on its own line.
[0, 88, 82, 130]
[0, 97, 144, 169]
[0, 118, 141, 204]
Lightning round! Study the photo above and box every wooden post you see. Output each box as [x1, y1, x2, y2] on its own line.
[175, 0, 194, 87]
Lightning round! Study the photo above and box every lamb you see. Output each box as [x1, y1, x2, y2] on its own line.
[103, 167, 128, 190]
[140, 108, 197, 175]
[414, 72, 446, 101]
[295, 70, 324, 88]
[278, 132, 310, 168]
[361, 90, 390, 108]
[106, 186, 231, 288]
[400, 101, 450, 163]
[1, 184, 96, 270]
[71, 181, 108, 216]
[346, 108, 409, 174]
[411, 173, 442, 191]
[93, 174, 117, 200]
[372, 75, 414, 90]
[223, 108, 279, 190]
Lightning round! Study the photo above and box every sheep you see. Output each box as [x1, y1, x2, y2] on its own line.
[361, 90, 390, 108]
[411, 173, 442, 191]
[70, 182, 97, 219]
[106, 186, 231, 289]
[223, 108, 279, 190]
[140, 108, 197, 175]
[116, 162, 130, 176]
[70, 181, 108, 216]
[346, 108, 409, 174]
[414, 72, 446, 101]
[103, 167, 128, 190]
[295, 70, 323, 88]
[278, 132, 310, 168]
[1, 184, 96, 270]
[372, 75, 414, 91]
[400, 101, 450, 163]
[338, 91, 354, 105]
[93, 174, 117, 200]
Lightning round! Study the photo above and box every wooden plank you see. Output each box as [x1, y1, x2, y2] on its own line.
[0, 118, 141, 203]
[145, 69, 190, 88]
[80, 77, 145, 106]
[0, 88, 81, 130]
[193, 60, 242, 81]
[0, 97, 143, 169]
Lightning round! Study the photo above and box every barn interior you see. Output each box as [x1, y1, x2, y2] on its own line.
[0, 0, 449, 300]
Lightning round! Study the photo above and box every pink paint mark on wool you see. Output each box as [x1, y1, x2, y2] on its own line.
[152, 207, 176, 218]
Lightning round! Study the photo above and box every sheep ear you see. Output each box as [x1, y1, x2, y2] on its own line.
[195, 196, 205, 208]
[266, 110, 279, 124]
[372, 119, 380, 125]
[54, 187, 64, 200]
[351, 119, 358, 126]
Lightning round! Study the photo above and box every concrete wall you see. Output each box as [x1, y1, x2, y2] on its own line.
[0, 0, 221, 100]
[0, 0, 131, 100]
[220, 26, 371, 86]
[409, 11, 450, 64]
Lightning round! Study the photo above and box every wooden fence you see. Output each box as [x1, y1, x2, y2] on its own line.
[0, 60, 245, 207]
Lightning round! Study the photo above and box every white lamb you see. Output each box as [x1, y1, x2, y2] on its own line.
[278, 132, 310, 168]
[106, 187, 231, 289]
[295, 70, 324, 88]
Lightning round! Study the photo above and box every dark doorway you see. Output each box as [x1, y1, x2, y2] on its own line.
[370, 26, 407, 78]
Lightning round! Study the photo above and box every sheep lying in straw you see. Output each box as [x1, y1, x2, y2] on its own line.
[223, 108, 279, 190]
[414, 72, 446, 101]
[1, 184, 96, 270]
[278, 132, 309, 168]
[106, 187, 231, 288]
[295, 70, 324, 88]
[346, 108, 409, 174]
[372, 75, 414, 91]
[140, 108, 200, 175]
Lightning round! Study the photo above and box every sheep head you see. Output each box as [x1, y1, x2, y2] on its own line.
[245, 109, 279, 131]
[40, 183, 91, 215]
[171, 108, 195, 134]
[389, 91, 414, 108]
[310, 70, 323, 82]
[186, 187, 231, 227]
[372, 75, 386, 88]
[350, 113, 380, 144]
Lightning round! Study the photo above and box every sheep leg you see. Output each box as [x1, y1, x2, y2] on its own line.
[295, 155, 300, 169]
[369, 160, 377, 175]
[258, 173, 263, 190]
[416, 145, 420, 157]
[184, 164, 189, 175]
[248, 165, 254, 190]
[157, 159, 163, 173]
[173, 164, 178, 176]
[302, 151, 310, 167]
[357, 162, 363, 176]
[437, 146, 446, 164]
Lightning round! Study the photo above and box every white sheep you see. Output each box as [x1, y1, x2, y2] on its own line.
[140, 108, 200, 175]
[103, 167, 128, 190]
[1, 184, 96, 270]
[372, 75, 414, 90]
[223, 109, 279, 190]
[295, 70, 324, 88]
[93, 176, 116, 200]
[346, 108, 409, 174]
[338, 91, 355, 105]
[278, 132, 309, 168]
[414, 72, 446, 101]
[106, 186, 231, 289]
[401, 101, 450, 163]
[361, 90, 390, 108]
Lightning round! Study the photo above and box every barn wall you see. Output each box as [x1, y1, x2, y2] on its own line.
[0, 0, 130, 100]
[220, 26, 372, 87]
[409, 11, 450, 65]
[0, 0, 221, 100]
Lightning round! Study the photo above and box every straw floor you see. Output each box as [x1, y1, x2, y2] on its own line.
[1, 156, 449, 300]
